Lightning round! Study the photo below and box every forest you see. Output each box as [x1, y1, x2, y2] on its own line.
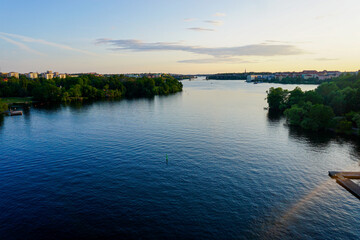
[0, 74, 183, 108]
[267, 72, 360, 134]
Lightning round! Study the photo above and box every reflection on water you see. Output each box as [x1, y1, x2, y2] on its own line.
[0, 115, 4, 130]
[263, 178, 334, 239]
[266, 106, 360, 154]
[287, 125, 334, 147]
[266, 109, 283, 124]
[33, 102, 63, 112]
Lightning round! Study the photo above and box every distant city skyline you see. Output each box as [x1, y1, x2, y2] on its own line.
[1, 0, 360, 74]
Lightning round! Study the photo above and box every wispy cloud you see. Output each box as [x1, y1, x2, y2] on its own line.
[96, 39, 305, 59]
[204, 20, 223, 26]
[214, 12, 226, 17]
[0, 35, 45, 56]
[315, 14, 335, 20]
[314, 57, 338, 61]
[178, 57, 255, 64]
[0, 32, 96, 56]
[265, 40, 289, 44]
[266, 39, 311, 44]
[184, 18, 197, 22]
[187, 27, 215, 32]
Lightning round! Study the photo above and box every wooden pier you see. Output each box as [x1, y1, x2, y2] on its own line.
[10, 110, 23, 116]
[3, 110, 23, 116]
[329, 171, 360, 200]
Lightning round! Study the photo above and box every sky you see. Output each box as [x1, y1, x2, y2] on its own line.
[0, 0, 359, 74]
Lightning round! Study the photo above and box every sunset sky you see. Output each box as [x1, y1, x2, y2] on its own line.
[1, 0, 359, 74]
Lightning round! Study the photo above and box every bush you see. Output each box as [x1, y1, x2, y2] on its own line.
[0, 100, 8, 113]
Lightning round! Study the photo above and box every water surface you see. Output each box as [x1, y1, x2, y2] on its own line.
[1, 80, 359, 239]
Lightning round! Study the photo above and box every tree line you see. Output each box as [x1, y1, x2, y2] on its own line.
[0, 74, 183, 104]
[267, 72, 360, 134]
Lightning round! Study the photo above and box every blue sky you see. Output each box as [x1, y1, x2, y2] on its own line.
[1, 0, 359, 73]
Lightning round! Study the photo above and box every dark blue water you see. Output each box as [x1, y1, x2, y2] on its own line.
[1, 80, 359, 239]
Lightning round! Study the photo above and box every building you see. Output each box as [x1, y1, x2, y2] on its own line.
[56, 74, 67, 79]
[301, 70, 318, 79]
[26, 72, 38, 79]
[42, 73, 54, 79]
[41, 71, 54, 79]
[54, 72, 66, 78]
[7, 72, 19, 79]
[246, 75, 262, 82]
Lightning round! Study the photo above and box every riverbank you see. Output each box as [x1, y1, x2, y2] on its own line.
[1, 97, 33, 104]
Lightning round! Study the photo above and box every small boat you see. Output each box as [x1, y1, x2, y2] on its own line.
[10, 111, 23, 116]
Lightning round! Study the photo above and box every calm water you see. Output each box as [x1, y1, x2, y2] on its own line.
[0, 80, 359, 239]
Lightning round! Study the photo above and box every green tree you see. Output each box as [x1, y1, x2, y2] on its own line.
[316, 82, 339, 104]
[0, 100, 8, 113]
[284, 104, 306, 126]
[32, 84, 62, 102]
[300, 104, 335, 131]
[336, 120, 353, 134]
[303, 90, 323, 104]
[287, 87, 304, 106]
[68, 84, 82, 98]
[267, 87, 288, 111]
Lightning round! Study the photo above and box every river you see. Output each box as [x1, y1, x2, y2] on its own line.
[0, 79, 359, 239]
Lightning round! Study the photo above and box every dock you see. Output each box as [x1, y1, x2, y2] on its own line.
[10, 111, 23, 116]
[3, 110, 23, 116]
[329, 171, 360, 200]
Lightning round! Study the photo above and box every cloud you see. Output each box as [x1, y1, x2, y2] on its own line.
[178, 57, 255, 64]
[187, 27, 215, 32]
[315, 14, 335, 20]
[96, 39, 305, 59]
[314, 57, 338, 61]
[184, 18, 197, 22]
[214, 12, 226, 17]
[0, 35, 45, 56]
[204, 20, 223, 26]
[265, 40, 289, 43]
[0, 32, 96, 56]
[265, 39, 311, 44]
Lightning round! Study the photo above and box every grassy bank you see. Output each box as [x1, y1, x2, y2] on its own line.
[1, 97, 33, 104]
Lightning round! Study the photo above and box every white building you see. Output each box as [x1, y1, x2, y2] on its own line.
[42, 71, 54, 79]
[56, 74, 66, 79]
[8, 72, 19, 79]
[246, 75, 262, 82]
[26, 72, 38, 79]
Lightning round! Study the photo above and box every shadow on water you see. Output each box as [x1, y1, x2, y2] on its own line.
[0, 115, 4, 131]
[285, 122, 360, 163]
[65, 101, 95, 113]
[287, 125, 335, 147]
[266, 109, 283, 123]
[32, 97, 157, 114]
[33, 102, 63, 113]
[287, 124, 360, 149]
